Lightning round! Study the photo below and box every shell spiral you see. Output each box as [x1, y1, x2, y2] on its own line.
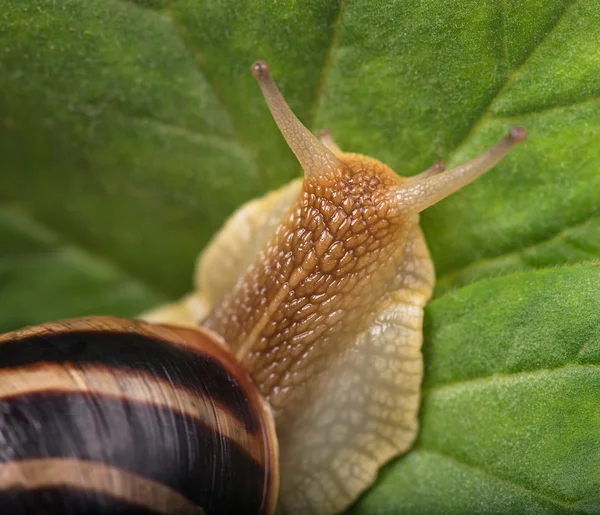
[0, 317, 278, 515]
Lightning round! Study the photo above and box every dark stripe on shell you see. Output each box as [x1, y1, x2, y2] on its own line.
[0, 330, 259, 433]
[0, 391, 269, 515]
[0, 487, 162, 515]
[0, 458, 202, 515]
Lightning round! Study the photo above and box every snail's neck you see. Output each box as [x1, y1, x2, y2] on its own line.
[203, 159, 411, 412]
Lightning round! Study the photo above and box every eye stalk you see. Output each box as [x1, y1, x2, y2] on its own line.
[251, 60, 342, 179]
[251, 60, 527, 218]
[394, 126, 527, 214]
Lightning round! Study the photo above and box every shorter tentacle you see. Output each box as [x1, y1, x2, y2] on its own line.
[408, 161, 446, 181]
[318, 129, 343, 156]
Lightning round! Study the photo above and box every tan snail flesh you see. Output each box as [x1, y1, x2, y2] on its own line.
[144, 61, 527, 514]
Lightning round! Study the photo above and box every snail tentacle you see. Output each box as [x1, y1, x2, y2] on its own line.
[251, 60, 342, 179]
[394, 127, 527, 214]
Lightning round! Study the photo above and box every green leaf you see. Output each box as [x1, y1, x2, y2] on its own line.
[1, 0, 599, 513]
[350, 264, 600, 514]
[0, 205, 163, 332]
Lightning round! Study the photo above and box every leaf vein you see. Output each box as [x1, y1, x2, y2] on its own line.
[422, 363, 600, 397]
[436, 215, 600, 292]
[415, 448, 578, 512]
[0, 206, 166, 300]
[124, 114, 259, 169]
[444, 0, 579, 164]
[119, 0, 263, 185]
[492, 94, 600, 120]
[307, 0, 346, 132]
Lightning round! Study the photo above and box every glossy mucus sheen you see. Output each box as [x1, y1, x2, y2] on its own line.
[144, 62, 526, 514]
[0, 317, 278, 515]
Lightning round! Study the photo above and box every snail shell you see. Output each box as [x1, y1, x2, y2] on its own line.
[0, 317, 278, 515]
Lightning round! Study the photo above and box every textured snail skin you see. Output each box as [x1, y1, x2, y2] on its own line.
[145, 62, 526, 515]
[203, 152, 435, 515]
[0, 317, 278, 515]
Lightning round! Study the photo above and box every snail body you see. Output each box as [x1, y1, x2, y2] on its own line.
[1, 61, 526, 514]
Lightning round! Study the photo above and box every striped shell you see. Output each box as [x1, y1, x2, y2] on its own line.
[0, 316, 278, 515]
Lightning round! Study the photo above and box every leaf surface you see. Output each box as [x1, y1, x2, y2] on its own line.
[1, 0, 599, 512]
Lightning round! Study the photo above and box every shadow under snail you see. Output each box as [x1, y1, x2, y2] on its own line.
[0, 61, 527, 515]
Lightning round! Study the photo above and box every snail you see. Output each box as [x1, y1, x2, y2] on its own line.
[0, 61, 527, 515]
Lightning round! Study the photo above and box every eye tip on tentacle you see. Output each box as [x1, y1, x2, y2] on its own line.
[432, 161, 446, 172]
[507, 126, 527, 143]
[251, 60, 270, 79]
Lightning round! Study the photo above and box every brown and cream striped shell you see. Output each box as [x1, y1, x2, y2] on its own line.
[0, 317, 278, 515]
